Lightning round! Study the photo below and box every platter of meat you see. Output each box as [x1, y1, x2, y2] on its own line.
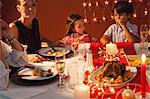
[90, 61, 137, 86]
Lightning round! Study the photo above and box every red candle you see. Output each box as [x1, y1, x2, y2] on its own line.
[141, 54, 146, 97]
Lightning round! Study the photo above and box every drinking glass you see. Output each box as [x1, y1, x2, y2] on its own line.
[66, 60, 85, 89]
[55, 52, 66, 91]
[78, 42, 86, 61]
[140, 24, 149, 54]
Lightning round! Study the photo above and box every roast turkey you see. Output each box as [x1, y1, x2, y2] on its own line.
[102, 61, 126, 79]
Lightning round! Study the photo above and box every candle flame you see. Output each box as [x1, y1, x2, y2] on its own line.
[141, 54, 146, 64]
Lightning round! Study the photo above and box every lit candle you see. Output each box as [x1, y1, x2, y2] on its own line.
[106, 42, 118, 55]
[74, 84, 89, 99]
[141, 54, 146, 97]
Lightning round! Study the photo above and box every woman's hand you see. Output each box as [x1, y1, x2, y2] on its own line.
[0, 19, 15, 41]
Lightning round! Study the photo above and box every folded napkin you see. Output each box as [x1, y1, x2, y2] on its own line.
[0, 87, 47, 99]
[90, 43, 103, 54]
[0, 60, 11, 90]
[116, 42, 136, 55]
[78, 43, 91, 51]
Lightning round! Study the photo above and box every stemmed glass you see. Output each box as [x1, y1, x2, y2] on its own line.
[140, 24, 149, 54]
[71, 33, 79, 57]
[55, 51, 66, 91]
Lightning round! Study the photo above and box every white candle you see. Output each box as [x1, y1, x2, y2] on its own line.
[106, 42, 118, 55]
[74, 84, 89, 99]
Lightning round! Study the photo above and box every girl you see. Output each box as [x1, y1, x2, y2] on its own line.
[61, 14, 92, 45]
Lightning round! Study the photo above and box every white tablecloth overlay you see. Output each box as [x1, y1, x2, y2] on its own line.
[0, 43, 150, 99]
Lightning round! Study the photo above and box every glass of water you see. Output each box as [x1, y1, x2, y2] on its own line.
[140, 24, 149, 54]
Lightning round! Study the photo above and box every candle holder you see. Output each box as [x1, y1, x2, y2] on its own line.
[115, 83, 143, 99]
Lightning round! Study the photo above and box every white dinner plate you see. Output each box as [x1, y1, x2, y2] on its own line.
[18, 62, 57, 80]
[89, 66, 137, 87]
[38, 47, 70, 57]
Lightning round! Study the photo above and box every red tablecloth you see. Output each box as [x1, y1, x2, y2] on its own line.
[89, 42, 149, 98]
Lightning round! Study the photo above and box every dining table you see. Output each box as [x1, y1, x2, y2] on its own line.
[0, 42, 150, 99]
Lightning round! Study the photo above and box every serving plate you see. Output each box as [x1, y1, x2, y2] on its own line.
[89, 66, 137, 87]
[127, 55, 150, 67]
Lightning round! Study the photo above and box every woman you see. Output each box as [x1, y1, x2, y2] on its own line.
[9, 0, 41, 54]
[0, 19, 28, 90]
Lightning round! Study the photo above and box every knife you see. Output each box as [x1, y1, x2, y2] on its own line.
[15, 75, 32, 77]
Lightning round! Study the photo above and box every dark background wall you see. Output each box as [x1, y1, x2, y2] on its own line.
[1, 0, 150, 41]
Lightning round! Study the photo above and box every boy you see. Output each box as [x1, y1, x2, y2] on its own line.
[100, 1, 139, 45]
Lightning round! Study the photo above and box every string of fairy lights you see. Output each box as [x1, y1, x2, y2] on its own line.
[82, 0, 149, 24]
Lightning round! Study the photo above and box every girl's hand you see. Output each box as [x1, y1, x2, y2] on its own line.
[57, 40, 66, 47]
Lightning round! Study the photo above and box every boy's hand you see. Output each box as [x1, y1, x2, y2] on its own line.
[116, 19, 126, 28]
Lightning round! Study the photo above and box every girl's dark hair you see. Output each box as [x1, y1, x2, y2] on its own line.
[112, 1, 134, 16]
[16, 0, 37, 5]
[65, 14, 83, 35]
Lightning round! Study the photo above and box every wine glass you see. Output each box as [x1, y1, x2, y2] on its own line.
[140, 24, 149, 54]
[71, 33, 79, 57]
[55, 52, 66, 91]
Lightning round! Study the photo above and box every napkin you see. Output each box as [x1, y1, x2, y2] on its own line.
[78, 43, 91, 51]
[0, 60, 11, 90]
[0, 87, 47, 99]
[116, 42, 136, 55]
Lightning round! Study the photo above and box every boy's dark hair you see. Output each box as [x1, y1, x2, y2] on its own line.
[112, 1, 134, 16]
[65, 14, 84, 35]
[16, 0, 37, 5]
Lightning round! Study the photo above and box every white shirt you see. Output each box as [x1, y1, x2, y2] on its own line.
[0, 41, 28, 90]
[1, 41, 28, 67]
[104, 21, 139, 42]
